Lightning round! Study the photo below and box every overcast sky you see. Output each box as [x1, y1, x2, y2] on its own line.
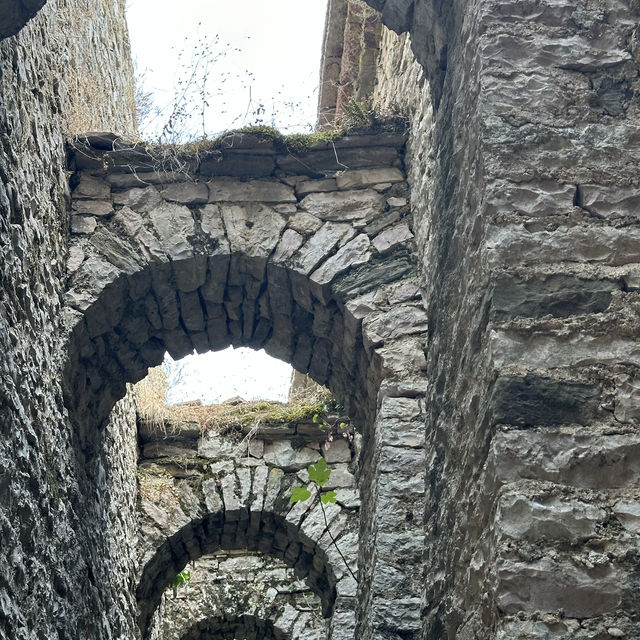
[126, 0, 328, 403]
[127, 0, 329, 139]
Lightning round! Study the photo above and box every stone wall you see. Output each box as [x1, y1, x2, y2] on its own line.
[0, 0, 139, 637]
[369, 1, 640, 639]
[136, 410, 358, 639]
[151, 552, 329, 640]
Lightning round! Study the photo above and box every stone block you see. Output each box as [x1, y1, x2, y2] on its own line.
[323, 439, 352, 464]
[491, 274, 617, 320]
[221, 203, 286, 258]
[149, 202, 196, 261]
[112, 185, 163, 212]
[496, 492, 605, 543]
[70, 215, 97, 234]
[73, 174, 110, 199]
[489, 428, 640, 488]
[615, 374, 640, 424]
[300, 189, 385, 221]
[372, 223, 414, 253]
[335, 167, 404, 189]
[495, 557, 621, 618]
[159, 181, 208, 204]
[295, 178, 338, 196]
[72, 199, 113, 216]
[309, 234, 372, 304]
[207, 177, 296, 202]
[488, 374, 601, 427]
[287, 211, 323, 235]
[263, 441, 319, 472]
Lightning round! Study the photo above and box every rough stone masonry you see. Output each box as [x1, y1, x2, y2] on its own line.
[1, 0, 640, 639]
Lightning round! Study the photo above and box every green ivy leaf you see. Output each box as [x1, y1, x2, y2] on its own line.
[308, 458, 331, 487]
[290, 487, 312, 503]
[321, 491, 337, 504]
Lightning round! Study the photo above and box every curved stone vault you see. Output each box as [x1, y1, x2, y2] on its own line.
[62, 130, 430, 639]
[148, 546, 329, 640]
[136, 421, 359, 637]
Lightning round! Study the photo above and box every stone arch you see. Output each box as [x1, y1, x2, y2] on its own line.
[65, 131, 430, 639]
[137, 511, 346, 636]
[63, 132, 417, 438]
[150, 553, 328, 640]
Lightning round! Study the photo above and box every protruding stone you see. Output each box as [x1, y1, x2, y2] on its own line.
[335, 168, 404, 189]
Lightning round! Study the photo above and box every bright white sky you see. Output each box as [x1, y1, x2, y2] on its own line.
[126, 0, 328, 403]
[127, 0, 329, 138]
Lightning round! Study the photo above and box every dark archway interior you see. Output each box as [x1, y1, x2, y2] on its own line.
[178, 614, 288, 640]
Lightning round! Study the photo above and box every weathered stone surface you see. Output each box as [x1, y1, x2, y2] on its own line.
[149, 202, 195, 261]
[489, 428, 640, 488]
[208, 178, 296, 202]
[263, 441, 319, 471]
[221, 204, 286, 258]
[496, 492, 605, 543]
[489, 374, 601, 427]
[72, 199, 114, 216]
[73, 173, 111, 199]
[491, 274, 617, 320]
[371, 223, 413, 253]
[113, 185, 164, 212]
[300, 189, 385, 221]
[295, 178, 338, 196]
[495, 557, 621, 618]
[70, 215, 97, 234]
[335, 167, 404, 189]
[159, 181, 209, 204]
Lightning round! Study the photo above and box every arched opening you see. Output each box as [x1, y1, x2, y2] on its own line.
[62, 130, 425, 640]
[136, 512, 339, 634]
[151, 553, 328, 640]
[134, 371, 359, 638]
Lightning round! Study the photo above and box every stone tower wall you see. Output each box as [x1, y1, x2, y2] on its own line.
[0, 0, 140, 637]
[368, 1, 640, 638]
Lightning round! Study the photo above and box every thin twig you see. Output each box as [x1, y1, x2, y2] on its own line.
[319, 496, 358, 583]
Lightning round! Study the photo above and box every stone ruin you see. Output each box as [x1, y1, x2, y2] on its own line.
[1, 0, 640, 639]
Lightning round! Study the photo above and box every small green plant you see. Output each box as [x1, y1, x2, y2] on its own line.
[170, 569, 191, 598]
[290, 458, 357, 583]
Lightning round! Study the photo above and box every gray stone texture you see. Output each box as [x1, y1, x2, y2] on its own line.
[369, 1, 640, 639]
[137, 412, 358, 638]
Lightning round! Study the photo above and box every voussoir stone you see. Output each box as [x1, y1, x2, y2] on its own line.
[149, 201, 195, 261]
[221, 203, 286, 258]
[300, 189, 385, 221]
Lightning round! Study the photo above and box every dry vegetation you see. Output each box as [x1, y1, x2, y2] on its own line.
[133, 367, 337, 438]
